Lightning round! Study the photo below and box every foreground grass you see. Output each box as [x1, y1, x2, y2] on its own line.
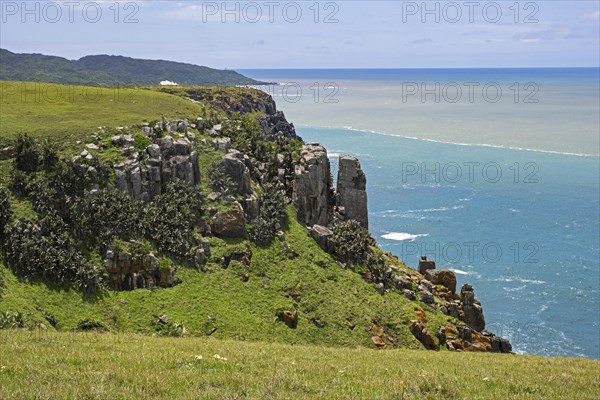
[0, 330, 598, 400]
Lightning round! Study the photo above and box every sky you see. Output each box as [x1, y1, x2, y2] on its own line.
[0, 0, 599, 69]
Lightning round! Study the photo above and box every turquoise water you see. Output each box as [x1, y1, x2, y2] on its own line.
[241, 69, 600, 359]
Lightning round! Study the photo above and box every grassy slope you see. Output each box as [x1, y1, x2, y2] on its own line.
[0, 330, 598, 399]
[0, 81, 203, 148]
[0, 205, 435, 350]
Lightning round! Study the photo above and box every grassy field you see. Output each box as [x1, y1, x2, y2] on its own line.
[0, 81, 205, 149]
[1, 330, 598, 400]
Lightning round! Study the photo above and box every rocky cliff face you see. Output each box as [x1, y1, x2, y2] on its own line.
[293, 143, 332, 227]
[113, 127, 200, 201]
[175, 87, 300, 140]
[336, 155, 368, 228]
[292, 145, 369, 231]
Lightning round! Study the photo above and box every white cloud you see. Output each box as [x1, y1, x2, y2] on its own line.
[582, 11, 600, 21]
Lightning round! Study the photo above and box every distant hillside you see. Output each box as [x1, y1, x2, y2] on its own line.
[0, 49, 265, 86]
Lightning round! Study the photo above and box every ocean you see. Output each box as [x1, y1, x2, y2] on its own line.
[239, 68, 600, 359]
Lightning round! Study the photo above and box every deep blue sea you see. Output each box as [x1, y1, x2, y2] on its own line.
[240, 69, 600, 359]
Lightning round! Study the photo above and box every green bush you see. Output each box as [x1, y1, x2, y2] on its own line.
[208, 160, 235, 196]
[250, 183, 287, 245]
[40, 138, 59, 171]
[27, 159, 108, 218]
[76, 318, 107, 331]
[0, 310, 24, 329]
[143, 181, 203, 258]
[3, 213, 102, 290]
[0, 185, 10, 235]
[72, 188, 143, 248]
[13, 133, 39, 172]
[151, 315, 187, 337]
[365, 252, 388, 284]
[9, 168, 30, 197]
[330, 220, 372, 265]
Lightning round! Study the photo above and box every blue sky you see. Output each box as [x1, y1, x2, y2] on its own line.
[1, 1, 598, 68]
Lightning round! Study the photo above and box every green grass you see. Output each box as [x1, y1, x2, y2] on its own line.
[0, 330, 598, 399]
[0, 81, 204, 149]
[0, 207, 440, 350]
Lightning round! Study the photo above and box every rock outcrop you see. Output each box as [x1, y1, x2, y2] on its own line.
[410, 320, 439, 350]
[418, 256, 436, 275]
[425, 269, 457, 294]
[336, 155, 368, 229]
[259, 110, 298, 139]
[460, 283, 486, 331]
[310, 224, 334, 252]
[104, 251, 174, 291]
[293, 143, 331, 227]
[114, 125, 200, 201]
[221, 150, 251, 194]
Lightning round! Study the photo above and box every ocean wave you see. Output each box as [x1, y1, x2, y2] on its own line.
[296, 124, 599, 157]
[381, 232, 429, 241]
[493, 277, 547, 285]
[450, 268, 469, 275]
[503, 285, 528, 292]
[405, 205, 465, 213]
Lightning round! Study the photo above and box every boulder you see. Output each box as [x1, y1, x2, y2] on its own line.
[336, 155, 368, 228]
[391, 274, 413, 290]
[277, 309, 298, 329]
[403, 289, 417, 300]
[425, 269, 457, 294]
[419, 289, 435, 305]
[200, 237, 211, 258]
[211, 203, 247, 238]
[418, 256, 436, 275]
[410, 320, 439, 350]
[222, 150, 251, 194]
[293, 143, 331, 227]
[310, 224, 333, 252]
[211, 137, 231, 153]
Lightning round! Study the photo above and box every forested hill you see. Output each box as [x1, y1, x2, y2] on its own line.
[0, 49, 265, 86]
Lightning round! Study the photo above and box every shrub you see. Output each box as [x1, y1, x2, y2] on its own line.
[0, 311, 24, 329]
[143, 181, 203, 258]
[40, 138, 59, 171]
[3, 213, 102, 290]
[151, 315, 187, 337]
[365, 252, 388, 284]
[9, 168, 30, 197]
[0, 185, 10, 235]
[208, 160, 235, 196]
[330, 220, 372, 265]
[13, 133, 39, 172]
[72, 188, 143, 247]
[27, 159, 107, 218]
[250, 183, 287, 245]
[76, 318, 107, 331]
